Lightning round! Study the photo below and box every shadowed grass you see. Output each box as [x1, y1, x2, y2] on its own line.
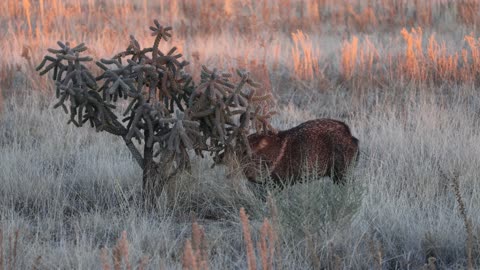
[1, 85, 479, 268]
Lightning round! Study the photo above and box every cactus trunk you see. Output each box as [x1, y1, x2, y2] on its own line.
[142, 130, 163, 205]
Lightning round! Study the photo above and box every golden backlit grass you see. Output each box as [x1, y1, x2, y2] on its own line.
[2, 0, 480, 96]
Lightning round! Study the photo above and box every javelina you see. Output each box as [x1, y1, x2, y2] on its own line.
[240, 119, 359, 185]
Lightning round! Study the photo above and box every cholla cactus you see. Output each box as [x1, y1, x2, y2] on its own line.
[37, 19, 275, 203]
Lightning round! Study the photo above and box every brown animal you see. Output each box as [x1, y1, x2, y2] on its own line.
[239, 119, 359, 185]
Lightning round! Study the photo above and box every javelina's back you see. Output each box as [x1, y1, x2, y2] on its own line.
[244, 119, 359, 185]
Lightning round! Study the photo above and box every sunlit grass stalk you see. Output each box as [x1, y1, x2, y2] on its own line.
[240, 207, 257, 270]
[451, 175, 473, 270]
[0, 229, 3, 270]
[182, 221, 208, 270]
[22, 0, 32, 36]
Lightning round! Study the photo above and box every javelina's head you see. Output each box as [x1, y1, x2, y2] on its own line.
[236, 131, 280, 182]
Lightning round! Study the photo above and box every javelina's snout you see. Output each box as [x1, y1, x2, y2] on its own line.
[241, 119, 359, 185]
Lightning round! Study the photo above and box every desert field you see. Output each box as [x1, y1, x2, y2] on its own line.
[1, 0, 480, 269]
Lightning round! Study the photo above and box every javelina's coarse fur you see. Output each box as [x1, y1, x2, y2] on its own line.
[241, 119, 359, 185]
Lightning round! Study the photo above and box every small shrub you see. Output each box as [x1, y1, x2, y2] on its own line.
[274, 175, 363, 237]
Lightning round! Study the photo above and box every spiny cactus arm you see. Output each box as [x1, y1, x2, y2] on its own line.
[176, 122, 194, 150]
[37, 43, 92, 86]
[149, 103, 170, 120]
[226, 80, 249, 108]
[158, 69, 173, 99]
[127, 35, 141, 53]
[125, 106, 146, 142]
[67, 100, 86, 127]
[154, 47, 188, 69]
[109, 76, 134, 100]
[167, 128, 181, 153]
[214, 108, 225, 142]
[150, 20, 172, 61]
[152, 57, 189, 103]
[251, 106, 277, 132]
[250, 93, 273, 102]
[191, 81, 209, 99]
[157, 112, 202, 154]
[97, 58, 124, 69]
[81, 70, 97, 89]
[150, 19, 173, 41]
[83, 94, 120, 131]
[52, 77, 113, 130]
[236, 69, 262, 88]
[212, 82, 233, 99]
[48, 41, 87, 54]
[95, 59, 138, 101]
[229, 92, 249, 108]
[169, 70, 188, 95]
[190, 107, 215, 118]
[36, 56, 64, 78]
[167, 93, 186, 112]
[112, 35, 151, 62]
[230, 84, 276, 133]
[240, 131, 252, 157]
[98, 120, 127, 136]
[188, 67, 263, 155]
[37, 42, 88, 78]
[227, 109, 247, 117]
[78, 99, 128, 135]
[195, 67, 235, 100]
[130, 59, 157, 90]
[239, 105, 252, 130]
[138, 103, 169, 148]
[227, 69, 261, 104]
[57, 52, 93, 63]
[234, 70, 248, 89]
[52, 83, 71, 113]
[142, 116, 155, 148]
[48, 56, 95, 95]
[206, 67, 235, 98]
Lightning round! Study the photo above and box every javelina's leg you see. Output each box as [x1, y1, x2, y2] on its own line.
[331, 144, 347, 184]
[332, 168, 345, 184]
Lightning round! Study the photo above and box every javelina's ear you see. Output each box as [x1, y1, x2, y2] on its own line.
[264, 128, 278, 135]
[252, 137, 270, 151]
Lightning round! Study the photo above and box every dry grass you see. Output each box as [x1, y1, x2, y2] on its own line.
[1, 0, 480, 269]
